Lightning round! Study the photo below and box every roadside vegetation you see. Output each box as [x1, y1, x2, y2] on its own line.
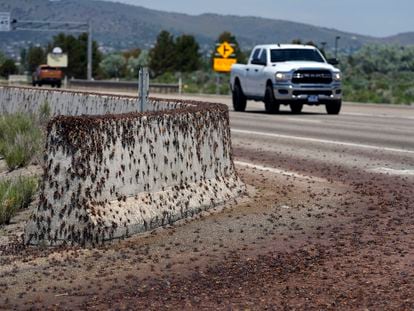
[339, 45, 414, 105]
[0, 176, 38, 225]
[100, 31, 245, 95]
[0, 51, 18, 78]
[0, 102, 49, 171]
[151, 71, 231, 95]
[0, 113, 43, 170]
[0, 105, 49, 226]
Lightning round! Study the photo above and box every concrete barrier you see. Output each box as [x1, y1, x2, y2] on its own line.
[1, 86, 245, 245]
[0, 86, 182, 116]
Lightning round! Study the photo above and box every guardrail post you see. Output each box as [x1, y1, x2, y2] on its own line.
[178, 77, 182, 94]
[138, 67, 149, 112]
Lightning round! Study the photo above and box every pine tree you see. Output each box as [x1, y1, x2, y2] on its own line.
[0, 59, 17, 78]
[175, 34, 201, 72]
[27, 46, 46, 73]
[149, 31, 177, 77]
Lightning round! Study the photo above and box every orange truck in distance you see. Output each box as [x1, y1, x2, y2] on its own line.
[32, 65, 64, 88]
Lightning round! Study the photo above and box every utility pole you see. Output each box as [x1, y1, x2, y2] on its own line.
[335, 36, 341, 59]
[87, 22, 92, 81]
[320, 41, 327, 54]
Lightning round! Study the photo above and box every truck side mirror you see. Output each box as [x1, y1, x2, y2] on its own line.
[327, 58, 339, 65]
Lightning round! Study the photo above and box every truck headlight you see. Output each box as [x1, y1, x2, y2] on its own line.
[333, 72, 342, 81]
[275, 72, 291, 82]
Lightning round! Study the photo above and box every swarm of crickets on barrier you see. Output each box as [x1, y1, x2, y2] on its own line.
[15, 87, 243, 246]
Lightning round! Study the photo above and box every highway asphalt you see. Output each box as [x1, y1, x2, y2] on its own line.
[149, 93, 414, 180]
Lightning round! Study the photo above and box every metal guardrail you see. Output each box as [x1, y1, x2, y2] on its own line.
[8, 75, 30, 83]
[68, 79, 180, 94]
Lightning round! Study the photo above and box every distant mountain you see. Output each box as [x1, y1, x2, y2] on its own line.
[381, 32, 414, 46]
[0, 0, 412, 58]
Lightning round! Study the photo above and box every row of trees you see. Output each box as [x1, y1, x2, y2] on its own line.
[10, 30, 245, 81]
[99, 31, 246, 79]
[99, 49, 149, 79]
[148, 30, 248, 77]
[149, 31, 200, 77]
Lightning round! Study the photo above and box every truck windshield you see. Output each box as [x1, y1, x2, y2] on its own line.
[270, 49, 325, 63]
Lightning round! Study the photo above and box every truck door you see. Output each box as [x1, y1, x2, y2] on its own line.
[244, 48, 261, 95]
[249, 48, 268, 97]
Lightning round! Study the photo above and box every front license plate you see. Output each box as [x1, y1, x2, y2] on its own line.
[308, 95, 319, 103]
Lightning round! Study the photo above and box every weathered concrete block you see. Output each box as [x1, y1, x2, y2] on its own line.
[9, 87, 245, 245]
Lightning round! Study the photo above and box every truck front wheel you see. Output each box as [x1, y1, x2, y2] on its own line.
[264, 85, 279, 114]
[232, 84, 247, 112]
[325, 100, 342, 115]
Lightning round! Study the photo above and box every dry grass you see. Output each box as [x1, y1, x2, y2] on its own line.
[0, 112, 45, 170]
[0, 176, 38, 225]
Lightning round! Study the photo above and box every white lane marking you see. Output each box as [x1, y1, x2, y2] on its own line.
[368, 167, 414, 176]
[286, 118, 322, 123]
[343, 112, 414, 120]
[235, 160, 326, 182]
[232, 128, 414, 155]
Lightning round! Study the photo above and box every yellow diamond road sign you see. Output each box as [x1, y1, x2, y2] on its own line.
[216, 41, 234, 59]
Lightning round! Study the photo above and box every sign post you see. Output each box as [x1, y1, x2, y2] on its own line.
[213, 41, 237, 94]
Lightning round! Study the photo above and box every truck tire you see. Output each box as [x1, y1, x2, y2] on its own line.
[232, 83, 247, 112]
[264, 85, 279, 114]
[325, 100, 342, 115]
[290, 103, 303, 114]
[32, 81, 36, 87]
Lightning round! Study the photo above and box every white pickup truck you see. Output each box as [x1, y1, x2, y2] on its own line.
[230, 44, 342, 114]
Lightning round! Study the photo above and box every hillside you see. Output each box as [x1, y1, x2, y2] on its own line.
[382, 32, 414, 46]
[0, 0, 412, 57]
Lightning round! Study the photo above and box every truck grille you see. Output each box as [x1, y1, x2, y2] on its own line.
[292, 70, 332, 84]
[293, 90, 332, 96]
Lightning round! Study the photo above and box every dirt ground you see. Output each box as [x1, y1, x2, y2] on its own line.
[0, 161, 413, 310]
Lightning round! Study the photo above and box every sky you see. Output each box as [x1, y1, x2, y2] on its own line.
[104, 0, 413, 37]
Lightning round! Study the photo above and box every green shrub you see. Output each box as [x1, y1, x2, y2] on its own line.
[339, 45, 414, 105]
[0, 113, 43, 170]
[0, 176, 38, 225]
[38, 100, 51, 125]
